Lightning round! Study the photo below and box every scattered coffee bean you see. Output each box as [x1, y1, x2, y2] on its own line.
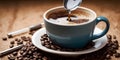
[22, 52, 27, 57]
[17, 39, 21, 42]
[15, 38, 18, 41]
[8, 35, 13, 38]
[7, 54, 15, 60]
[115, 53, 120, 58]
[20, 50, 24, 54]
[17, 55, 23, 60]
[2, 37, 7, 41]
[113, 35, 116, 39]
[10, 40, 15, 44]
[9, 44, 14, 48]
[42, 56, 48, 60]
[12, 52, 17, 56]
[106, 54, 111, 59]
[21, 36, 27, 41]
[6, 34, 120, 60]
[107, 34, 112, 40]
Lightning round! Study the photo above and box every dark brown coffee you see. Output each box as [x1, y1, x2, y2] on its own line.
[47, 10, 91, 25]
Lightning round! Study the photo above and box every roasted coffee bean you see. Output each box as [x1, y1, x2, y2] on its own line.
[28, 51, 32, 54]
[9, 44, 14, 48]
[2, 37, 7, 41]
[43, 34, 48, 37]
[21, 47, 27, 51]
[30, 56, 33, 59]
[17, 39, 21, 42]
[17, 56, 23, 60]
[113, 35, 116, 39]
[7, 54, 15, 60]
[15, 38, 18, 41]
[24, 57, 29, 60]
[41, 41, 45, 46]
[38, 55, 42, 59]
[8, 35, 13, 38]
[21, 36, 27, 41]
[10, 40, 15, 44]
[12, 52, 17, 56]
[113, 40, 118, 44]
[23, 52, 27, 57]
[20, 50, 24, 54]
[107, 34, 112, 40]
[115, 53, 120, 58]
[44, 45, 51, 48]
[50, 45, 57, 50]
[27, 36, 31, 41]
[106, 54, 111, 59]
[20, 40, 23, 44]
[42, 56, 48, 60]
[33, 54, 38, 58]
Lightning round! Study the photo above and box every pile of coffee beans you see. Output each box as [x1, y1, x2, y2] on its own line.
[39, 34, 120, 60]
[7, 36, 49, 60]
[7, 34, 120, 60]
[40, 34, 95, 51]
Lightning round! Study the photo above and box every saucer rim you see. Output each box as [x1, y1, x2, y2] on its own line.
[32, 27, 108, 56]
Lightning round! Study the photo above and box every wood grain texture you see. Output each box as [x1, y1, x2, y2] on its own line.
[0, 0, 120, 60]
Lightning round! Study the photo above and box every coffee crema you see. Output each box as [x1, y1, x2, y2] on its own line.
[47, 9, 93, 25]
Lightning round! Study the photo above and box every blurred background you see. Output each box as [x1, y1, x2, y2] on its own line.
[0, 0, 119, 33]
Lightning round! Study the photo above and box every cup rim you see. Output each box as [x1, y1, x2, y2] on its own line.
[43, 6, 97, 26]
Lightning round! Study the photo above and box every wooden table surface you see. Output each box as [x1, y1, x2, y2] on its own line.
[0, 0, 120, 60]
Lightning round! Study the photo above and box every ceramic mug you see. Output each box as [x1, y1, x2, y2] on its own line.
[43, 6, 110, 48]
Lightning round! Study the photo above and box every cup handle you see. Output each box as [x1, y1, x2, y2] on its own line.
[92, 16, 110, 40]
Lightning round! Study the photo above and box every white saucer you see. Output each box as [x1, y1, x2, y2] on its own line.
[32, 27, 108, 56]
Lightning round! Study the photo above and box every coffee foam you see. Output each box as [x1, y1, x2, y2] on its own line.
[48, 17, 78, 25]
[45, 7, 96, 26]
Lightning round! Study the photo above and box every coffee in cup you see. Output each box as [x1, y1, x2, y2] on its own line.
[47, 8, 95, 26]
[43, 6, 110, 48]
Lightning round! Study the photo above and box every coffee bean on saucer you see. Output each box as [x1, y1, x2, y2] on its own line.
[106, 54, 111, 59]
[42, 56, 48, 60]
[2, 37, 7, 41]
[41, 41, 45, 46]
[50, 45, 57, 50]
[45, 45, 50, 48]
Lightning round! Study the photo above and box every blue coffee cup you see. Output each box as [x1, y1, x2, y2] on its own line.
[43, 6, 110, 48]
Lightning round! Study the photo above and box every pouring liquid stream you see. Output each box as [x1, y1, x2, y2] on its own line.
[64, 0, 82, 21]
